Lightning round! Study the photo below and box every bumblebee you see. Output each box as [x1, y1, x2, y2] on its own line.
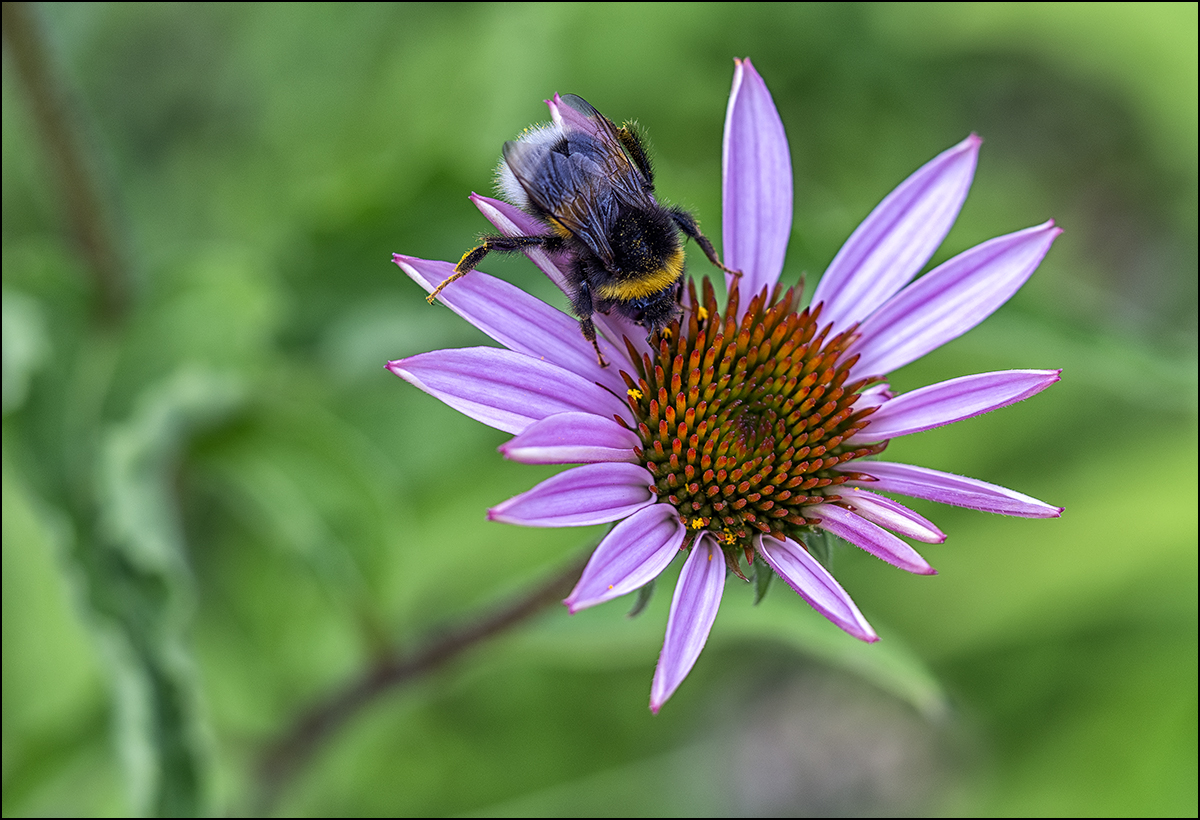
[427, 94, 737, 366]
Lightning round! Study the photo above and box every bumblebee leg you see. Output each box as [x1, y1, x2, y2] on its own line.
[579, 316, 607, 368]
[616, 124, 655, 188]
[668, 207, 742, 278]
[426, 234, 561, 303]
[572, 275, 608, 368]
[425, 267, 471, 304]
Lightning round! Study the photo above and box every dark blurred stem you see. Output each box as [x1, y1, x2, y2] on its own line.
[3, 1, 128, 323]
[252, 549, 591, 816]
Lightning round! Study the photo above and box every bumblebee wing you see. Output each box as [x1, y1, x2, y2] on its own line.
[503, 95, 655, 265]
[503, 132, 627, 265]
[557, 95, 624, 147]
[557, 94, 652, 195]
[501, 143, 605, 263]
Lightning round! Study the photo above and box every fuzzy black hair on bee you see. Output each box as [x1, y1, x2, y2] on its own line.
[428, 94, 738, 367]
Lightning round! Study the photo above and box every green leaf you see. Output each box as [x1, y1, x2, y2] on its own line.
[627, 578, 656, 618]
[802, 528, 839, 570]
[751, 553, 773, 605]
[1, 288, 48, 414]
[90, 367, 243, 816]
[717, 595, 949, 719]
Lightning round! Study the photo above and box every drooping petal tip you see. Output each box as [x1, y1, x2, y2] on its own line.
[757, 535, 879, 643]
[562, 504, 686, 614]
[836, 487, 946, 544]
[813, 504, 937, 575]
[649, 534, 726, 713]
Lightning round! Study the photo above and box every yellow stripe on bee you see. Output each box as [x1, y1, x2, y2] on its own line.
[595, 247, 684, 301]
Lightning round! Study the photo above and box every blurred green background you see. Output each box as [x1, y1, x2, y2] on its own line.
[3, 2, 1195, 816]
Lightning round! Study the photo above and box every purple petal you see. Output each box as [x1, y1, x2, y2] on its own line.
[757, 535, 877, 642]
[394, 254, 633, 393]
[488, 462, 654, 526]
[590, 310, 655, 364]
[387, 347, 628, 435]
[839, 460, 1063, 518]
[471, 195, 573, 293]
[848, 221, 1061, 377]
[846, 369, 1061, 444]
[855, 382, 893, 410]
[499, 411, 641, 464]
[472, 195, 653, 361]
[812, 135, 981, 337]
[809, 503, 936, 575]
[722, 57, 793, 305]
[650, 534, 726, 713]
[564, 503, 686, 613]
[549, 93, 607, 140]
[833, 487, 945, 543]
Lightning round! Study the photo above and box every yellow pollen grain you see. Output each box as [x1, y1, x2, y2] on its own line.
[628, 387, 644, 401]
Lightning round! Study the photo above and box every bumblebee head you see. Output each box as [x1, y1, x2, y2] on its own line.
[621, 280, 683, 337]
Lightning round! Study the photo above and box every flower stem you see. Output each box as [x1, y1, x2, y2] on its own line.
[2, 1, 128, 324]
[251, 548, 591, 815]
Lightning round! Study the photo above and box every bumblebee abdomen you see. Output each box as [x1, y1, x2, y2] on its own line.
[592, 207, 684, 302]
[595, 246, 684, 302]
